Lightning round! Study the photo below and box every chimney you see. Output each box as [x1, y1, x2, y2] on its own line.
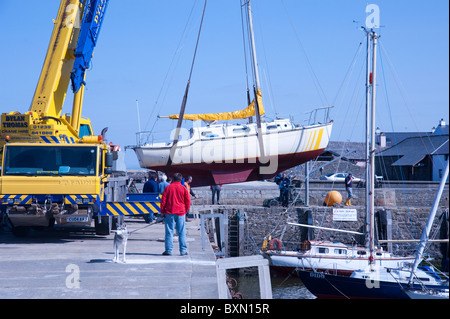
[375, 127, 386, 147]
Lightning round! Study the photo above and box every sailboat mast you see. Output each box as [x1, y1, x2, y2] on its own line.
[364, 28, 371, 252]
[369, 31, 379, 267]
[246, 0, 261, 90]
[363, 27, 378, 268]
[246, 0, 266, 161]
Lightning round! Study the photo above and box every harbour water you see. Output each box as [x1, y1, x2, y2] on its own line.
[230, 272, 316, 299]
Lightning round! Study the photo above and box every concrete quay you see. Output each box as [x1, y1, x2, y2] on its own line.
[0, 217, 219, 299]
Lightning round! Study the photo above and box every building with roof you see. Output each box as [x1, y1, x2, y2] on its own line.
[375, 134, 448, 182]
[432, 118, 449, 136]
[288, 119, 448, 182]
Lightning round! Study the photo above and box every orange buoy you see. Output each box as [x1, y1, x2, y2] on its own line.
[324, 191, 342, 207]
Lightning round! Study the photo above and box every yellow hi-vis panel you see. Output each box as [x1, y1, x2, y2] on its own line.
[169, 89, 265, 121]
[103, 202, 160, 216]
[0, 195, 32, 205]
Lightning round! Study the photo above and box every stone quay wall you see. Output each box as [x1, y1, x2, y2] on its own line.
[191, 181, 449, 208]
[196, 205, 448, 268]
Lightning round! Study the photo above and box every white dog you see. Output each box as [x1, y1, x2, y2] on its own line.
[113, 224, 128, 263]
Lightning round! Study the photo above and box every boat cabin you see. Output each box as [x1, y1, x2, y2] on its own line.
[305, 241, 390, 259]
[189, 118, 297, 141]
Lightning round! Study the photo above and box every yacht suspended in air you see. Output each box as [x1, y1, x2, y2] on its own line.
[132, 0, 333, 187]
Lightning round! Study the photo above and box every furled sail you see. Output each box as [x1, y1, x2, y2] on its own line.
[169, 89, 264, 121]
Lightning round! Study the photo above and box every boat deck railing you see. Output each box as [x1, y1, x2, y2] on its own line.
[305, 106, 334, 126]
[135, 129, 180, 147]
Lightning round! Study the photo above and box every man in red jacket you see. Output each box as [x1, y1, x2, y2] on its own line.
[160, 172, 191, 256]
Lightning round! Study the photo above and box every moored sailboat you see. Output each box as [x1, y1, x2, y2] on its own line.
[297, 159, 449, 299]
[263, 240, 416, 277]
[296, 29, 449, 299]
[297, 266, 447, 299]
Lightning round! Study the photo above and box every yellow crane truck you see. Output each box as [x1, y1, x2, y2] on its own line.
[0, 0, 159, 236]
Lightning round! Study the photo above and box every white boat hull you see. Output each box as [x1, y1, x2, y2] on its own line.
[263, 241, 416, 277]
[133, 119, 332, 186]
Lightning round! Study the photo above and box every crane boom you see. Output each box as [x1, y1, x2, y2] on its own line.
[29, 0, 84, 118]
[71, 0, 109, 93]
[70, 0, 109, 133]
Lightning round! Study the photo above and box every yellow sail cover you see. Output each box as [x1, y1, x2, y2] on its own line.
[169, 89, 264, 121]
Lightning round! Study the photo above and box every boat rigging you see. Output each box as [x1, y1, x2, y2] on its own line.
[296, 28, 449, 299]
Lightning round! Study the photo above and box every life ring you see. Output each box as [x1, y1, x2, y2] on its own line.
[269, 238, 282, 250]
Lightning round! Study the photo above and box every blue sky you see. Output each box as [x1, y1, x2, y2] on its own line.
[0, 0, 448, 169]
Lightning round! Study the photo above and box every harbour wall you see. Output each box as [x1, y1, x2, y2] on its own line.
[194, 205, 448, 268]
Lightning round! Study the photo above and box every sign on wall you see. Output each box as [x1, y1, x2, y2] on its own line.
[333, 208, 358, 221]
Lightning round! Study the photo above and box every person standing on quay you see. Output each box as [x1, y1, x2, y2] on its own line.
[184, 176, 198, 199]
[158, 175, 170, 194]
[211, 184, 221, 205]
[279, 173, 290, 207]
[184, 176, 197, 222]
[142, 171, 158, 222]
[160, 173, 191, 256]
[143, 171, 158, 193]
[345, 173, 354, 206]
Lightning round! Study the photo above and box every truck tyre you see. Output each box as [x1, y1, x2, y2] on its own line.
[95, 216, 112, 236]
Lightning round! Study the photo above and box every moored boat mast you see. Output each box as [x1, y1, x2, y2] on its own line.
[362, 27, 379, 269]
[369, 30, 379, 269]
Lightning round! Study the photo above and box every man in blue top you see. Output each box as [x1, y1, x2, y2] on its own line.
[142, 171, 159, 223]
[279, 173, 290, 207]
[143, 172, 158, 193]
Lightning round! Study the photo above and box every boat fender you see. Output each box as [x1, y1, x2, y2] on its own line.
[269, 238, 282, 250]
[262, 235, 271, 250]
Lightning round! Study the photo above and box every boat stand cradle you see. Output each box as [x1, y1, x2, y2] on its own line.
[216, 255, 272, 299]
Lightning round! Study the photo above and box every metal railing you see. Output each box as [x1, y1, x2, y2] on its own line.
[305, 106, 333, 126]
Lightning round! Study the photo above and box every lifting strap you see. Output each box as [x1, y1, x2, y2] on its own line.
[164, 0, 208, 174]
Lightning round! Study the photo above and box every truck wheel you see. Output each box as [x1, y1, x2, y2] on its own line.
[12, 226, 30, 237]
[95, 216, 112, 236]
